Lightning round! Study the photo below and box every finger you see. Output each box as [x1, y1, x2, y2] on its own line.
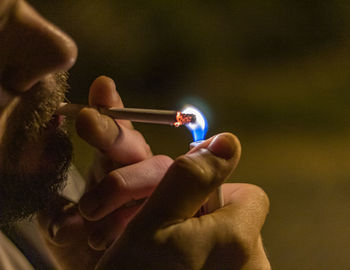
[76, 108, 151, 165]
[88, 75, 133, 129]
[37, 200, 103, 270]
[79, 155, 173, 221]
[88, 202, 143, 251]
[76, 76, 152, 165]
[190, 183, 270, 268]
[37, 198, 88, 247]
[161, 184, 270, 269]
[130, 132, 241, 230]
[212, 183, 269, 238]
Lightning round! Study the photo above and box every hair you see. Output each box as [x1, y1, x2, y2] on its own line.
[0, 72, 73, 228]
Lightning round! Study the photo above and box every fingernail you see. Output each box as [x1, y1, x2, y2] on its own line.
[89, 230, 109, 251]
[48, 202, 76, 243]
[49, 222, 60, 239]
[49, 224, 68, 245]
[207, 133, 238, 159]
[189, 140, 206, 149]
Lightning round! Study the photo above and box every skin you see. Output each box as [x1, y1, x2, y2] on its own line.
[0, 0, 77, 226]
[1, 0, 271, 269]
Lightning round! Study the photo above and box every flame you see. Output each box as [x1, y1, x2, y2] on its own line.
[182, 105, 208, 142]
[174, 112, 195, 127]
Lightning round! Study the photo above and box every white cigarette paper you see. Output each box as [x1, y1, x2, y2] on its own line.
[56, 103, 195, 126]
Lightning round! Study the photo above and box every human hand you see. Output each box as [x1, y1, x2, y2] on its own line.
[75, 75, 154, 186]
[96, 133, 271, 270]
[38, 154, 172, 270]
[38, 76, 270, 270]
[38, 76, 172, 269]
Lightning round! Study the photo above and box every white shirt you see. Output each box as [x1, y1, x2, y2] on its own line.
[0, 165, 86, 269]
[0, 231, 34, 270]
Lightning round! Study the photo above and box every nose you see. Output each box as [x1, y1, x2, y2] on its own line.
[2, 1, 78, 92]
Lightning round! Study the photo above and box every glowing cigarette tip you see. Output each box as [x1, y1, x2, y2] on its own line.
[174, 112, 196, 127]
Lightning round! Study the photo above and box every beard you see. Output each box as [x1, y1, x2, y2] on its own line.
[0, 72, 73, 228]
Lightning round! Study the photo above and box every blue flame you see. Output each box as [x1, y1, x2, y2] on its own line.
[182, 106, 208, 142]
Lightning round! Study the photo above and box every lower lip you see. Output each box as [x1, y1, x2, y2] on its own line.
[48, 114, 65, 128]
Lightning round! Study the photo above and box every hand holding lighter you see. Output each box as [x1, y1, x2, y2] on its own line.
[56, 103, 221, 212]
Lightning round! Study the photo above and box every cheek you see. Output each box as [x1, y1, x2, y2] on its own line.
[0, 85, 15, 108]
[0, 1, 15, 78]
[0, 96, 19, 142]
[0, 25, 15, 108]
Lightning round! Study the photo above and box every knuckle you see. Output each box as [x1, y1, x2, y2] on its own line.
[75, 109, 93, 138]
[217, 227, 254, 267]
[152, 226, 197, 268]
[143, 142, 152, 157]
[255, 186, 270, 212]
[227, 185, 270, 254]
[205, 214, 252, 266]
[105, 170, 128, 194]
[130, 130, 153, 160]
[172, 155, 214, 190]
[246, 184, 270, 214]
[226, 231, 270, 269]
[153, 155, 173, 172]
[233, 183, 270, 215]
[231, 229, 255, 256]
[208, 155, 230, 182]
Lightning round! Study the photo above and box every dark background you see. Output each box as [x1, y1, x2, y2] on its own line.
[30, 1, 350, 269]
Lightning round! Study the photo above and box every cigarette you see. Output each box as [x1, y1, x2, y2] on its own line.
[56, 103, 196, 126]
[190, 141, 224, 214]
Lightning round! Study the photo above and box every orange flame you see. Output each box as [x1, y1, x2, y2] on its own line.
[174, 112, 194, 127]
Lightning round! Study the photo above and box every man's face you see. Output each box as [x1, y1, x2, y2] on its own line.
[0, 0, 78, 227]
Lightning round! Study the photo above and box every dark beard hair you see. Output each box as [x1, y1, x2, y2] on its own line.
[0, 129, 72, 229]
[2, 73, 69, 163]
[0, 72, 73, 228]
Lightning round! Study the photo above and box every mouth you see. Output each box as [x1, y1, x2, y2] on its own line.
[48, 114, 65, 129]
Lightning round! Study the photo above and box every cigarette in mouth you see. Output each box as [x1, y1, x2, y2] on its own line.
[56, 103, 196, 126]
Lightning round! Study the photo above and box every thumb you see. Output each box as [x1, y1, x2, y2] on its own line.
[130, 133, 241, 231]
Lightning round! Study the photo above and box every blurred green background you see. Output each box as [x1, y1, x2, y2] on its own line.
[31, 0, 350, 269]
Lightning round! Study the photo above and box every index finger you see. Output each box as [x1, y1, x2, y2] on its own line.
[88, 75, 133, 130]
[76, 76, 152, 165]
